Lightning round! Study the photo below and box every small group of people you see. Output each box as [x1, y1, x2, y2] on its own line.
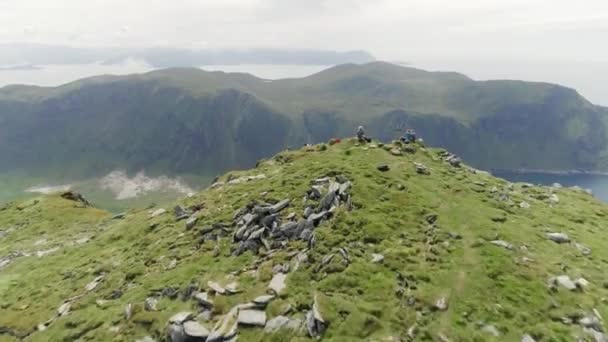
[355, 126, 417, 144]
[401, 129, 417, 144]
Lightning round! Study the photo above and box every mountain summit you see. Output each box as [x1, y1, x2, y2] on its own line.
[1, 139, 606, 341]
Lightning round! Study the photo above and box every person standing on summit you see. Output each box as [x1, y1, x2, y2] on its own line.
[356, 126, 371, 143]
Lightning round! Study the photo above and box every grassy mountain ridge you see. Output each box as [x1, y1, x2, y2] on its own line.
[1, 140, 608, 341]
[0, 62, 607, 181]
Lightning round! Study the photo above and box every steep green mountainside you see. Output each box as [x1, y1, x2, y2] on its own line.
[1, 140, 608, 341]
[1, 62, 607, 181]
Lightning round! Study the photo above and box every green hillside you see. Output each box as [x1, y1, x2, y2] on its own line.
[1, 140, 607, 341]
[1, 61, 607, 183]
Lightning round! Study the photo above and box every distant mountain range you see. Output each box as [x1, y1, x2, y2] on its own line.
[0, 44, 375, 68]
[1, 61, 607, 181]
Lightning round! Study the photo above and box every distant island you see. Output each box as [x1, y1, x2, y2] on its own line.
[0, 44, 375, 68]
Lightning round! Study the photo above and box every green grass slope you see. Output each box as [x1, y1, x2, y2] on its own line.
[1, 140, 607, 341]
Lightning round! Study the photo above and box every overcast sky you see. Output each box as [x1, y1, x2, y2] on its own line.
[1, 0, 606, 61]
[1, 0, 608, 104]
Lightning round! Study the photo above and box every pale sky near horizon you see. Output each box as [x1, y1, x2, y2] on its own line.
[1, 0, 606, 61]
[1, 0, 608, 104]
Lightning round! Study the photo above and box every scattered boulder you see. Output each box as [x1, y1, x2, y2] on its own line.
[371, 253, 384, 263]
[60, 191, 91, 207]
[414, 162, 430, 175]
[546, 232, 570, 244]
[125, 303, 133, 320]
[390, 148, 402, 156]
[112, 212, 126, 220]
[377, 164, 390, 172]
[85, 275, 104, 291]
[576, 243, 592, 256]
[264, 316, 292, 333]
[207, 281, 226, 295]
[433, 297, 448, 311]
[166, 324, 186, 342]
[490, 240, 514, 250]
[519, 201, 531, 209]
[481, 324, 500, 337]
[183, 321, 210, 341]
[169, 312, 194, 324]
[269, 272, 287, 295]
[150, 208, 166, 218]
[207, 307, 238, 342]
[550, 275, 578, 291]
[174, 205, 189, 220]
[57, 302, 70, 316]
[575, 277, 590, 289]
[194, 292, 214, 309]
[253, 295, 275, 307]
[306, 296, 327, 338]
[238, 309, 266, 326]
[144, 297, 158, 311]
[185, 216, 198, 230]
[522, 334, 536, 342]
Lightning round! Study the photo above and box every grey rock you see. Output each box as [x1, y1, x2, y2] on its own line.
[584, 328, 607, 342]
[519, 201, 531, 209]
[112, 212, 126, 219]
[185, 216, 198, 230]
[194, 292, 214, 308]
[269, 272, 287, 295]
[579, 315, 603, 331]
[264, 316, 291, 332]
[183, 321, 210, 340]
[490, 240, 514, 250]
[253, 294, 275, 306]
[169, 311, 194, 324]
[135, 336, 156, 342]
[207, 306, 238, 342]
[414, 162, 430, 175]
[481, 324, 500, 337]
[576, 243, 592, 255]
[306, 297, 327, 338]
[313, 177, 330, 185]
[551, 275, 577, 291]
[174, 205, 189, 219]
[371, 253, 384, 263]
[238, 309, 266, 326]
[85, 275, 104, 291]
[144, 297, 158, 311]
[338, 181, 352, 196]
[166, 324, 186, 342]
[575, 277, 590, 289]
[225, 282, 240, 294]
[318, 191, 337, 212]
[434, 297, 448, 311]
[57, 302, 71, 316]
[125, 303, 133, 320]
[522, 334, 536, 342]
[308, 211, 328, 224]
[248, 227, 266, 241]
[546, 232, 570, 243]
[207, 281, 226, 295]
[270, 199, 290, 214]
[303, 207, 313, 219]
[150, 208, 166, 218]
